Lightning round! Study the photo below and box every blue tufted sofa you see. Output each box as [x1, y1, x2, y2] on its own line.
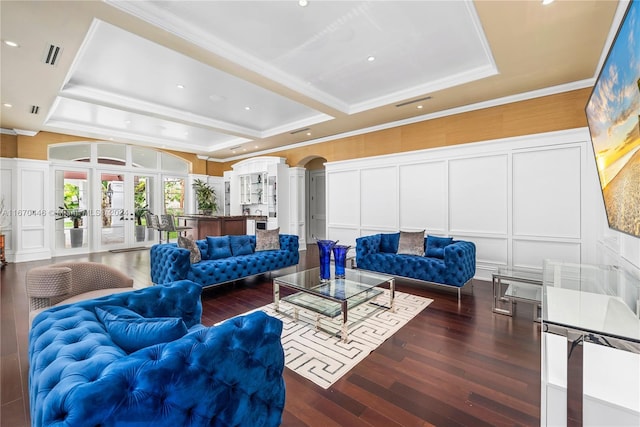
[29, 280, 286, 427]
[150, 234, 299, 287]
[356, 233, 476, 300]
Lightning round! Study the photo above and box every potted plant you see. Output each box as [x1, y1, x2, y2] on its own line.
[192, 178, 217, 216]
[56, 203, 87, 248]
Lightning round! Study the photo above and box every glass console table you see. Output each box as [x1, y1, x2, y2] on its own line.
[541, 260, 640, 426]
[493, 266, 543, 321]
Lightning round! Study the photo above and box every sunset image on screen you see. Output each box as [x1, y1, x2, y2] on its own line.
[586, 0, 640, 237]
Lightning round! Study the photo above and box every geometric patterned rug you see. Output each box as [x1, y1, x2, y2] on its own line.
[244, 290, 433, 389]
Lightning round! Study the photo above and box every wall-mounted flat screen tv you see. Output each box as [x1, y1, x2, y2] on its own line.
[586, 0, 640, 238]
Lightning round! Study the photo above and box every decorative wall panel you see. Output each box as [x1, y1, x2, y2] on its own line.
[513, 147, 581, 238]
[361, 167, 397, 228]
[399, 161, 447, 231]
[512, 239, 581, 269]
[449, 155, 508, 234]
[327, 170, 359, 226]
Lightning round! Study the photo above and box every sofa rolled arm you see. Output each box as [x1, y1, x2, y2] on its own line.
[279, 234, 299, 253]
[356, 234, 381, 259]
[150, 243, 191, 284]
[443, 241, 476, 287]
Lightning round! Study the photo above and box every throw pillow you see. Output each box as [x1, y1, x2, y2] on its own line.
[178, 236, 201, 264]
[379, 232, 400, 253]
[206, 236, 232, 260]
[255, 227, 280, 251]
[229, 235, 254, 256]
[95, 306, 142, 323]
[397, 230, 425, 256]
[426, 235, 453, 259]
[100, 316, 188, 353]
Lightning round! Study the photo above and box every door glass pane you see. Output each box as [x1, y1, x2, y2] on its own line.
[132, 146, 158, 169]
[163, 177, 185, 216]
[54, 170, 88, 249]
[101, 173, 125, 245]
[163, 177, 185, 242]
[50, 144, 90, 162]
[133, 175, 153, 243]
[161, 153, 189, 174]
[97, 143, 126, 165]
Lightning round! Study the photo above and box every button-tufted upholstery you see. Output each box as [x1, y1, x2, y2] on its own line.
[356, 234, 476, 299]
[29, 280, 285, 427]
[150, 234, 299, 287]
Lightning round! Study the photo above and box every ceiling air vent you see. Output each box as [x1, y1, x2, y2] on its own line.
[290, 127, 310, 135]
[229, 145, 242, 151]
[42, 44, 62, 66]
[30, 105, 40, 115]
[395, 96, 432, 107]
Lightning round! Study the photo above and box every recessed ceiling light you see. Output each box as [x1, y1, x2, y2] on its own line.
[3, 40, 19, 48]
[3, 103, 12, 108]
[176, 84, 185, 89]
[542, 0, 554, 5]
[367, 56, 376, 62]
[298, 0, 308, 7]
[244, 106, 251, 111]
[254, 145, 258, 149]
[306, 132, 311, 136]
[417, 105, 423, 109]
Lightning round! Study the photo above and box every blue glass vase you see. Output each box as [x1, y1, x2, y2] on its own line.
[332, 245, 350, 279]
[317, 240, 337, 282]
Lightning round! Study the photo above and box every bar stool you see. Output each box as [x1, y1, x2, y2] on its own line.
[159, 214, 192, 243]
[145, 212, 163, 243]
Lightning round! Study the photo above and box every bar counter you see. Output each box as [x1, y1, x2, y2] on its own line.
[177, 215, 267, 240]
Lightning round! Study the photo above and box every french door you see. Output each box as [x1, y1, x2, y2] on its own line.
[97, 171, 158, 251]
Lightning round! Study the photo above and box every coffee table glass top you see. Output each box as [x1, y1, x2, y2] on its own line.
[274, 267, 392, 301]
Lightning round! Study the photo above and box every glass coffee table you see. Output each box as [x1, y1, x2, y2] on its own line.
[273, 267, 395, 342]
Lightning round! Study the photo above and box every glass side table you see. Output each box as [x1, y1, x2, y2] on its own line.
[492, 266, 543, 321]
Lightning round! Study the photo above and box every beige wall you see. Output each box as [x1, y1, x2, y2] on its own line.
[222, 88, 591, 170]
[2, 88, 591, 174]
[0, 131, 213, 175]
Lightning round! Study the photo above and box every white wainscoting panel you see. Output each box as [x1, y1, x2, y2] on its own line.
[0, 167, 13, 253]
[513, 239, 581, 269]
[513, 146, 581, 239]
[449, 154, 508, 235]
[327, 170, 360, 227]
[399, 161, 447, 232]
[15, 160, 51, 262]
[361, 167, 397, 229]
[325, 128, 599, 280]
[327, 227, 360, 248]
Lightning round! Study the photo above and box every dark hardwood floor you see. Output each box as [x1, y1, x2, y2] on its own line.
[1, 246, 541, 426]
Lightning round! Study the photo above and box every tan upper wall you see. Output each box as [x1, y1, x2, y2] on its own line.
[222, 87, 591, 170]
[2, 88, 591, 174]
[0, 131, 213, 175]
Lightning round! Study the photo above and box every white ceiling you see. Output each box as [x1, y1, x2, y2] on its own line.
[0, 1, 622, 161]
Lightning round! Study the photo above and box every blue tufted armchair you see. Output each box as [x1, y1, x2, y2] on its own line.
[28, 280, 286, 427]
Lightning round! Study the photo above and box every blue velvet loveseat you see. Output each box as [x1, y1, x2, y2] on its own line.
[150, 234, 299, 287]
[356, 233, 476, 300]
[29, 280, 286, 427]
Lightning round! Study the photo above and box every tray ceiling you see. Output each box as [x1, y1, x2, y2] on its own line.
[0, 1, 620, 160]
